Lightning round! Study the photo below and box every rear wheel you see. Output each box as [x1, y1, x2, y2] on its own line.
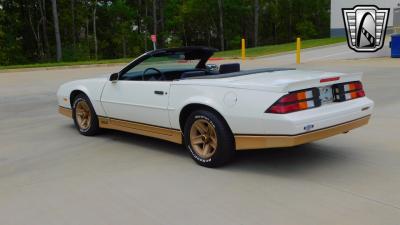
[72, 94, 100, 136]
[184, 110, 235, 167]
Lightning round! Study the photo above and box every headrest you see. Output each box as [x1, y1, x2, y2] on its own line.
[181, 71, 206, 79]
[219, 63, 240, 74]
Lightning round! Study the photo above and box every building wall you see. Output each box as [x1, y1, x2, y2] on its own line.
[330, 0, 400, 36]
[394, 7, 400, 26]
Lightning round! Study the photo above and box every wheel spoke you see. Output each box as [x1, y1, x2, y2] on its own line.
[203, 144, 211, 156]
[191, 135, 203, 145]
[209, 135, 217, 144]
[207, 123, 213, 134]
[195, 123, 208, 135]
[209, 141, 217, 150]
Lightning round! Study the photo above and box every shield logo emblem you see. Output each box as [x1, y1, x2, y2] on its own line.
[342, 5, 390, 52]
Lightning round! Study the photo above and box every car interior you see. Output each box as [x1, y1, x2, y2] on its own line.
[118, 47, 292, 82]
[119, 63, 242, 81]
[117, 47, 248, 81]
[180, 63, 241, 79]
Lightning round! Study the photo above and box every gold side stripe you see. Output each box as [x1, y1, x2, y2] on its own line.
[235, 115, 370, 150]
[98, 116, 182, 144]
[58, 106, 72, 118]
[58, 106, 182, 144]
[60, 106, 369, 150]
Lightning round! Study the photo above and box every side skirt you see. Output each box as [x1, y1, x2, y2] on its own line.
[98, 116, 183, 144]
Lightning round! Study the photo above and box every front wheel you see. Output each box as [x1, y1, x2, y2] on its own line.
[72, 94, 100, 136]
[184, 110, 235, 167]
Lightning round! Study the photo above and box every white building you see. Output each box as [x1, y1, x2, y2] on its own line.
[331, 0, 400, 36]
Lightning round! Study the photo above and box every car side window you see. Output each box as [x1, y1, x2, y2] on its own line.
[119, 53, 200, 81]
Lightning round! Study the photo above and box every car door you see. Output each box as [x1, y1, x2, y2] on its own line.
[101, 79, 171, 128]
[100, 50, 202, 128]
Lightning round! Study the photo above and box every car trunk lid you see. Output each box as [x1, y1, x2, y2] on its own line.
[226, 70, 363, 93]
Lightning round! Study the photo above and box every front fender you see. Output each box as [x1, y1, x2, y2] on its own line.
[57, 78, 108, 116]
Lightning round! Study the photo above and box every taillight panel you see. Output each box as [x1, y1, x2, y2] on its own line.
[266, 81, 366, 114]
[333, 81, 365, 102]
[266, 88, 321, 114]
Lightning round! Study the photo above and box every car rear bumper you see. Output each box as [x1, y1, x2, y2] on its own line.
[234, 115, 370, 150]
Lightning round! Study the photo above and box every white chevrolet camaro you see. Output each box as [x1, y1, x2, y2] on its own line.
[57, 47, 374, 167]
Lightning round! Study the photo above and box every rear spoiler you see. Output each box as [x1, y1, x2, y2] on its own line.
[283, 72, 363, 93]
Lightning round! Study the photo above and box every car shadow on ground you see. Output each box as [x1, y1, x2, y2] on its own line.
[98, 129, 189, 158]
[71, 125, 351, 176]
[228, 144, 350, 176]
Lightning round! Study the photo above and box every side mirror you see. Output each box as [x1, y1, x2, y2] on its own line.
[206, 64, 219, 72]
[109, 72, 119, 82]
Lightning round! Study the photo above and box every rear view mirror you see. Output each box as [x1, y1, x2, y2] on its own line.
[109, 73, 119, 82]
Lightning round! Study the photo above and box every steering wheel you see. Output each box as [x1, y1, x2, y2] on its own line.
[142, 67, 166, 81]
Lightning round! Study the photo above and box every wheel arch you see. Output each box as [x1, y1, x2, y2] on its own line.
[179, 103, 233, 135]
[70, 89, 89, 108]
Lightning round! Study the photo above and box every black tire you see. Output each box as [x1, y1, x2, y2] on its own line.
[72, 93, 100, 136]
[183, 110, 235, 167]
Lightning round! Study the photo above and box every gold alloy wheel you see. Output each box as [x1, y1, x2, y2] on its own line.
[75, 101, 91, 130]
[190, 119, 218, 159]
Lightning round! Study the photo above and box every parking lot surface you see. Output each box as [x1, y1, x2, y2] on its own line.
[0, 46, 399, 225]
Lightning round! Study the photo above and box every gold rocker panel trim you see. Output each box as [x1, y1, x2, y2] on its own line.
[59, 106, 369, 150]
[235, 115, 371, 150]
[59, 106, 72, 118]
[58, 106, 182, 144]
[98, 116, 183, 144]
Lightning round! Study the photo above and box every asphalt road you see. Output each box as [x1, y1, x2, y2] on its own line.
[1, 45, 399, 225]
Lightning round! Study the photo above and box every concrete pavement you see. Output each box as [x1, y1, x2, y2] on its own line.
[0, 46, 399, 225]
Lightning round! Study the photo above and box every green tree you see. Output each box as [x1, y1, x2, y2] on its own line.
[0, 0, 331, 66]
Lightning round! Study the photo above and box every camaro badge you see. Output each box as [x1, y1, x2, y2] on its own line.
[342, 5, 390, 52]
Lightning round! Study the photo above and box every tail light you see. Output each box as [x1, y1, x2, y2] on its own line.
[333, 81, 365, 102]
[266, 81, 366, 114]
[266, 89, 320, 114]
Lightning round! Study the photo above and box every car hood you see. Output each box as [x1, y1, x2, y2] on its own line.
[62, 76, 109, 86]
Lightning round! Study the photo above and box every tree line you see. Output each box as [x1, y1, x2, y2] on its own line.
[0, 0, 330, 65]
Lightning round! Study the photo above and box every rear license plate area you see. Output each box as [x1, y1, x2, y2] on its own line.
[319, 86, 334, 105]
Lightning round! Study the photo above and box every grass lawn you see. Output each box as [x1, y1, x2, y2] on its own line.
[214, 37, 346, 58]
[0, 37, 346, 70]
[0, 58, 133, 70]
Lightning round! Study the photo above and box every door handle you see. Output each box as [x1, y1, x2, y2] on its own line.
[154, 90, 164, 95]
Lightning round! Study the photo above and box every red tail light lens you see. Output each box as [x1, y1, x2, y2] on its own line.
[266, 89, 319, 114]
[278, 93, 298, 103]
[333, 81, 365, 102]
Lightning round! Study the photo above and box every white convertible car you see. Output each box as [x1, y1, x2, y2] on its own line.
[57, 47, 373, 167]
